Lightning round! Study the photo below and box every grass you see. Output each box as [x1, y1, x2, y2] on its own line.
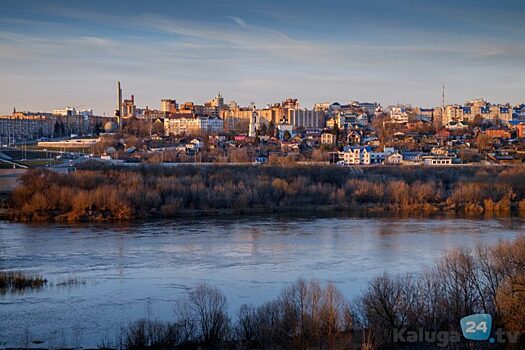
[55, 274, 86, 287]
[0, 270, 47, 292]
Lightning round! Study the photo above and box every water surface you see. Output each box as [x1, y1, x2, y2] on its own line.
[0, 216, 523, 347]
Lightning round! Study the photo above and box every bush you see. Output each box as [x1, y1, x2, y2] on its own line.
[10, 165, 525, 221]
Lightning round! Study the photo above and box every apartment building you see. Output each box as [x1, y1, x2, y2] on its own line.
[221, 99, 324, 132]
[443, 99, 513, 125]
[287, 109, 324, 128]
[0, 112, 56, 144]
[164, 115, 223, 136]
[220, 104, 254, 132]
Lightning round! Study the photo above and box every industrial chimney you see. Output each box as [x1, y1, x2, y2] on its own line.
[115, 81, 123, 129]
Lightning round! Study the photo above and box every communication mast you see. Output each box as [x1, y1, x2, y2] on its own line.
[442, 85, 445, 110]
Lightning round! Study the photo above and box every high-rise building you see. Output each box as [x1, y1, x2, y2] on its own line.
[286, 109, 325, 128]
[161, 99, 177, 114]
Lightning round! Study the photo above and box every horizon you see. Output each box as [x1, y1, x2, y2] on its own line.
[1, 0, 524, 115]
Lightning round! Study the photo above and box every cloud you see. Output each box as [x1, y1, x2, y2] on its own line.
[229, 16, 247, 29]
[1, 1, 525, 114]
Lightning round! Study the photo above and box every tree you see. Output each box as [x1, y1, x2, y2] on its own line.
[268, 121, 276, 137]
[228, 148, 251, 163]
[259, 123, 268, 136]
[54, 119, 65, 136]
[175, 284, 230, 345]
[311, 148, 329, 162]
[94, 122, 102, 135]
[319, 282, 352, 350]
[492, 236, 525, 334]
[152, 120, 164, 135]
[470, 114, 484, 128]
[476, 133, 492, 152]
[332, 123, 339, 136]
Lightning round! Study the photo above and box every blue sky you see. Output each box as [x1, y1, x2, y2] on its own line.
[1, 0, 524, 115]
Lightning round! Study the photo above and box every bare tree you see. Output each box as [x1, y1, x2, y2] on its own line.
[319, 282, 353, 349]
[175, 283, 230, 346]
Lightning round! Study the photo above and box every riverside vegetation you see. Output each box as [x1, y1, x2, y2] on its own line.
[100, 236, 525, 349]
[0, 271, 47, 293]
[8, 164, 525, 221]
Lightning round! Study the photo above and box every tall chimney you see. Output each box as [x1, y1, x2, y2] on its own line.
[117, 81, 122, 129]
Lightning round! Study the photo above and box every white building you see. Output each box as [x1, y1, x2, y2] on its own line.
[386, 152, 403, 164]
[351, 101, 379, 116]
[389, 107, 409, 124]
[37, 138, 100, 149]
[206, 116, 224, 133]
[277, 120, 293, 139]
[423, 156, 453, 165]
[445, 121, 468, 130]
[52, 106, 76, 117]
[77, 109, 93, 117]
[343, 146, 371, 165]
[52, 107, 93, 117]
[248, 109, 261, 137]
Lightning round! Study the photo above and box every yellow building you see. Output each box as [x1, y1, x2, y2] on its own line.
[320, 133, 336, 145]
[161, 99, 177, 114]
[442, 99, 512, 126]
[164, 115, 223, 136]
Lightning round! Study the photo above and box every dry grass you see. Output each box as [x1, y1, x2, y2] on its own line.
[0, 270, 47, 292]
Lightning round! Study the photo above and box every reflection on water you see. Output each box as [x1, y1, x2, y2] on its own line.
[0, 215, 523, 347]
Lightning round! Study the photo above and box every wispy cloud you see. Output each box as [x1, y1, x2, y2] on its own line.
[1, 0, 524, 114]
[229, 16, 247, 29]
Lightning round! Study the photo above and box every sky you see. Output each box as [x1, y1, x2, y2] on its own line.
[1, 0, 524, 115]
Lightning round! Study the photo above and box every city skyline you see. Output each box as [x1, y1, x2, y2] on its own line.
[1, 0, 525, 115]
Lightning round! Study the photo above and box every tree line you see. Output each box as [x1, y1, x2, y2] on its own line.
[9, 164, 525, 221]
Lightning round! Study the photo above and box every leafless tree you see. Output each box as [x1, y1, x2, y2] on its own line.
[175, 283, 230, 346]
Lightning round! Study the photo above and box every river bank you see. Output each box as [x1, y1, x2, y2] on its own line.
[5, 164, 525, 222]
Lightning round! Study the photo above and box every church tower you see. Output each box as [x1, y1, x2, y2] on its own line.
[249, 106, 258, 137]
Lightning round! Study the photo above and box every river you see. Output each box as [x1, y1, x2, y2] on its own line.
[0, 215, 523, 348]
